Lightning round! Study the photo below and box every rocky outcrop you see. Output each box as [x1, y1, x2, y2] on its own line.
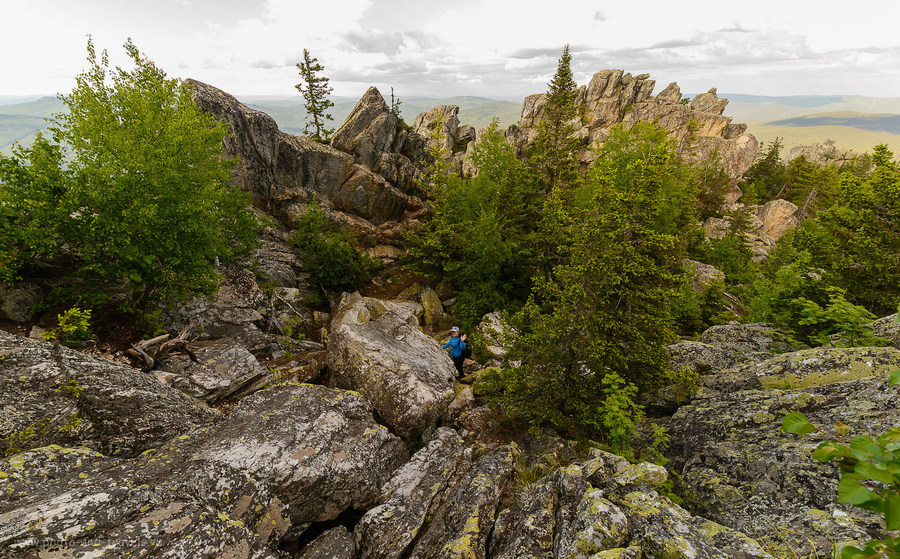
[683, 259, 725, 292]
[664, 372, 898, 556]
[0, 283, 42, 323]
[701, 346, 900, 393]
[327, 293, 456, 440]
[510, 72, 758, 186]
[701, 199, 799, 261]
[0, 330, 217, 457]
[355, 427, 470, 559]
[156, 338, 271, 403]
[871, 313, 900, 347]
[786, 141, 861, 167]
[668, 323, 790, 377]
[198, 382, 408, 531]
[757, 199, 800, 240]
[187, 79, 424, 241]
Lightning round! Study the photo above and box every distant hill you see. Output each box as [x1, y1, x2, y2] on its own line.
[4, 90, 900, 158]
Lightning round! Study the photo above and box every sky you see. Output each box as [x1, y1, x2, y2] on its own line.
[2, 0, 900, 102]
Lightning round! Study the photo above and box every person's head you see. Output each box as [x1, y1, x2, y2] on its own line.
[451, 326, 460, 337]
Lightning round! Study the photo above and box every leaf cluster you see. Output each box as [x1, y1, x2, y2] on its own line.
[0, 38, 257, 312]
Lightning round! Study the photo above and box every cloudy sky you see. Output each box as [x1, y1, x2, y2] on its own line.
[3, 0, 899, 101]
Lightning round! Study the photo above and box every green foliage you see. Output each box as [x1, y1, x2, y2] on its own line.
[295, 49, 334, 142]
[291, 202, 375, 295]
[500, 123, 700, 442]
[41, 307, 93, 343]
[0, 133, 72, 284]
[782, 375, 900, 559]
[404, 121, 537, 329]
[528, 45, 582, 193]
[0, 39, 257, 311]
[798, 145, 900, 313]
[796, 286, 884, 347]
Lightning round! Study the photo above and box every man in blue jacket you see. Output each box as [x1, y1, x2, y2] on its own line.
[442, 326, 467, 379]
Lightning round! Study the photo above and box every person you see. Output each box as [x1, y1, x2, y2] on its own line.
[442, 326, 467, 379]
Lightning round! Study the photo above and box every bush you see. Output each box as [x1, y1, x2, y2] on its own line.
[0, 38, 257, 310]
[291, 202, 375, 295]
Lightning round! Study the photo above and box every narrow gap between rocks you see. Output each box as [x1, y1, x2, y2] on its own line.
[279, 508, 366, 556]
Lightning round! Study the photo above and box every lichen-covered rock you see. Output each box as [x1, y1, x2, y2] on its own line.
[0, 283, 42, 323]
[664, 374, 897, 556]
[476, 312, 509, 363]
[164, 264, 268, 351]
[704, 346, 900, 392]
[0, 436, 288, 558]
[0, 330, 217, 457]
[698, 323, 790, 356]
[489, 477, 558, 559]
[615, 490, 734, 559]
[556, 490, 630, 559]
[299, 526, 355, 559]
[198, 382, 408, 530]
[421, 286, 445, 327]
[355, 428, 470, 559]
[406, 444, 516, 559]
[683, 259, 726, 292]
[666, 341, 743, 377]
[157, 338, 271, 403]
[327, 295, 456, 440]
[871, 313, 900, 348]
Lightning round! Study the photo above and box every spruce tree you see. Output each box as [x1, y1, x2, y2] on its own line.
[295, 49, 334, 142]
[529, 45, 581, 193]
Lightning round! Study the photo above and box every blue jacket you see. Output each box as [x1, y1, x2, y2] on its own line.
[442, 335, 466, 358]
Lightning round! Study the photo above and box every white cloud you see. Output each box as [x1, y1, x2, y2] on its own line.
[1, 0, 899, 98]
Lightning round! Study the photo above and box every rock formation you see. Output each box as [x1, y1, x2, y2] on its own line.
[508, 71, 759, 195]
[187, 80, 426, 244]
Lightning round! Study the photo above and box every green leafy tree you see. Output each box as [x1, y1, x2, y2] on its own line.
[0, 38, 256, 310]
[404, 121, 536, 328]
[295, 49, 334, 142]
[501, 123, 700, 442]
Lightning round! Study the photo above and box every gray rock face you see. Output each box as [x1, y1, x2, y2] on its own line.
[164, 264, 268, 351]
[187, 79, 420, 235]
[298, 527, 356, 559]
[698, 323, 791, 357]
[327, 294, 456, 440]
[702, 346, 900, 393]
[0, 330, 217, 457]
[0, 283, 43, 322]
[406, 444, 516, 559]
[156, 338, 271, 403]
[511, 70, 758, 186]
[0, 435, 288, 558]
[664, 372, 898, 556]
[355, 427, 470, 559]
[199, 383, 408, 530]
[683, 259, 725, 292]
[871, 313, 900, 347]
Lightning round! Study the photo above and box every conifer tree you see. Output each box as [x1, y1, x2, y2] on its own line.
[295, 49, 334, 142]
[529, 45, 581, 193]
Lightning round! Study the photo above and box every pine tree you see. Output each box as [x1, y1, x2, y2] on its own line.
[295, 49, 334, 142]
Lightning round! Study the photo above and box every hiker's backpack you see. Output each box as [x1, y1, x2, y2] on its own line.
[461, 337, 473, 360]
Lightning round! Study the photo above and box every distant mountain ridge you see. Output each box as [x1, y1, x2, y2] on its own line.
[2, 90, 899, 156]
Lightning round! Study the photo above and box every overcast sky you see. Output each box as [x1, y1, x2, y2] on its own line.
[3, 0, 899, 101]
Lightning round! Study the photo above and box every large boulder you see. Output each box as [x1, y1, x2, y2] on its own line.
[327, 294, 456, 440]
[757, 199, 799, 242]
[702, 346, 900, 393]
[355, 427, 470, 559]
[406, 444, 516, 559]
[156, 338, 271, 403]
[0, 282, 43, 323]
[0, 435, 288, 558]
[198, 382, 408, 531]
[664, 372, 899, 556]
[871, 313, 900, 347]
[0, 330, 217, 457]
